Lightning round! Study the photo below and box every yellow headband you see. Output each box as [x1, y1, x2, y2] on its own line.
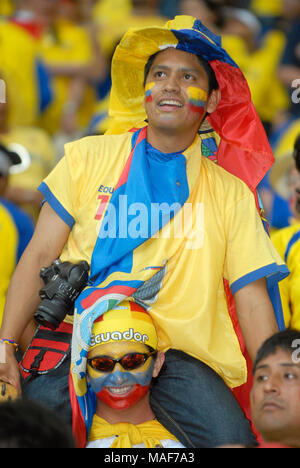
[90, 301, 158, 350]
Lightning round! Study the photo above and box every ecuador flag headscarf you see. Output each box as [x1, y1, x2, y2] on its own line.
[108, 15, 274, 198]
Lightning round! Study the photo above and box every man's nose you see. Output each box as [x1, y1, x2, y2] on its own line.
[109, 368, 127, 385]
[262, 374, 281, 394]
[163, 74, 180, 92]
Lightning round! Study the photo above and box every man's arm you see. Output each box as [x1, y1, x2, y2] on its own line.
[233, 277, 279, 362]
[0, 202, 70, 392]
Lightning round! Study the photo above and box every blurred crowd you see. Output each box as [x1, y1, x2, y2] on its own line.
[0, 0, 300, 324]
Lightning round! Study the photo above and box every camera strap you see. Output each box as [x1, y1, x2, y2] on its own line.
[19, 322, 73, 380]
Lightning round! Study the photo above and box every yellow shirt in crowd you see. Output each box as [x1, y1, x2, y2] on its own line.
[0, 126, 57, 221]
[38, 19, 96, 135]
[0, 203, 17, 325]
[0, 21, 40, 127]
[271, 223, 300, 331]
[0, 0, 14, 17]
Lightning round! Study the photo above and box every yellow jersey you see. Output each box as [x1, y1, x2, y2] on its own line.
[271, 223, 300, 331]
[0, 203, 17, 325]
[39, 130, 287, 387]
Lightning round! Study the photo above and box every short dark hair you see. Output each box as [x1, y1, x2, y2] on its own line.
[253, 329, 300, 375]
[144, 50, 219, 95]
[0, 399, 76, 448]
[294, 134, 300, 173]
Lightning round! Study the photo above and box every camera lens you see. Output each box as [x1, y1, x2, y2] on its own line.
[34, 299, 71, 330]
[35, 260, 90, 330]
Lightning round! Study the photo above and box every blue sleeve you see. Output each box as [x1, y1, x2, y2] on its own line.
[38, 181, 75, 230]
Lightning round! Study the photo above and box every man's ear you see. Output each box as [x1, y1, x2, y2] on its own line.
[206, 88, 221, 114]
[152, 351, 165, 378]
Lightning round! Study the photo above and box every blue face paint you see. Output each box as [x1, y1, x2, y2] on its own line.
[87, 357, 155, 410]
[88, 363, 154, 395]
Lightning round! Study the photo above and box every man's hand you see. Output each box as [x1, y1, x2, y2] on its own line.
[0, 381, 19, 402]
[0, 344, 22, 395]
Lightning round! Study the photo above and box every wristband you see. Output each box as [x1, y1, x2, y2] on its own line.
[0, 339, 19, 352]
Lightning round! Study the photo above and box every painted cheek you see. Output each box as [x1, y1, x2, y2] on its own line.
[145, 82, 155, 103]
[187, 86, 208, 115]
[88, 372, 110, 395]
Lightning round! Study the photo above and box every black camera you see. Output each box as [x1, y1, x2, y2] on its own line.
[34, 259, 90, 330]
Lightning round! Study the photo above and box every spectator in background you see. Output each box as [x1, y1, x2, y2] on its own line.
[159, 0, 180, 18]
[11, 0, 58, 38]
[0, 144, 34, 264]
[278, 0, 300, 121]
[0, 201, 17, 326]
[222, 6, 289, 136]
[0, 8, 51, 128]
[251, 329, 300, 448]
[0, 0, 14, 17]
[0, 83, 57, 221]
[271, 134, 300, 331]
[179, 0, 225, 33]
[11, 0, 100, 141]
[250, 0, 283, 32]
[269, 123, 300, 225]
[34, 0, 97, 139]
[0, 142, 23, 326]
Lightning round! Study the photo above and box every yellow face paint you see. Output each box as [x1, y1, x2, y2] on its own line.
[145, 82, 155, 102]
[187, 86, 208, 114]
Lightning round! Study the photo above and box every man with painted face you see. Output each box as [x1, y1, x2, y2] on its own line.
[0, 16, 289, 448]
[75, 300, 184, 448]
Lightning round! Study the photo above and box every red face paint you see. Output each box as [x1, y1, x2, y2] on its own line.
[97, 383, 150, 410]
[187, 86, 207, 114]
[187, 102, 206, 115]
[145, 82, 155, 103]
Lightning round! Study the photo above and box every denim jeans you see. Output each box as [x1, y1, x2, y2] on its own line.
[150, 350, 257, 448]
[20, 351, 73, 427]
[21, 347, 256, 448]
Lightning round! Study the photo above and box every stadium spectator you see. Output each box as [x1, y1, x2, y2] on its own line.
[0, 143, 34, 263]
[251, 329, 300, 448]
[271, 134, 300, 331]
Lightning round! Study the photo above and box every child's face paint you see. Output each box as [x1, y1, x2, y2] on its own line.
[87, 341, 155, 410]
[145, 82, 155, 103]
[187, 86, 208, 115]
